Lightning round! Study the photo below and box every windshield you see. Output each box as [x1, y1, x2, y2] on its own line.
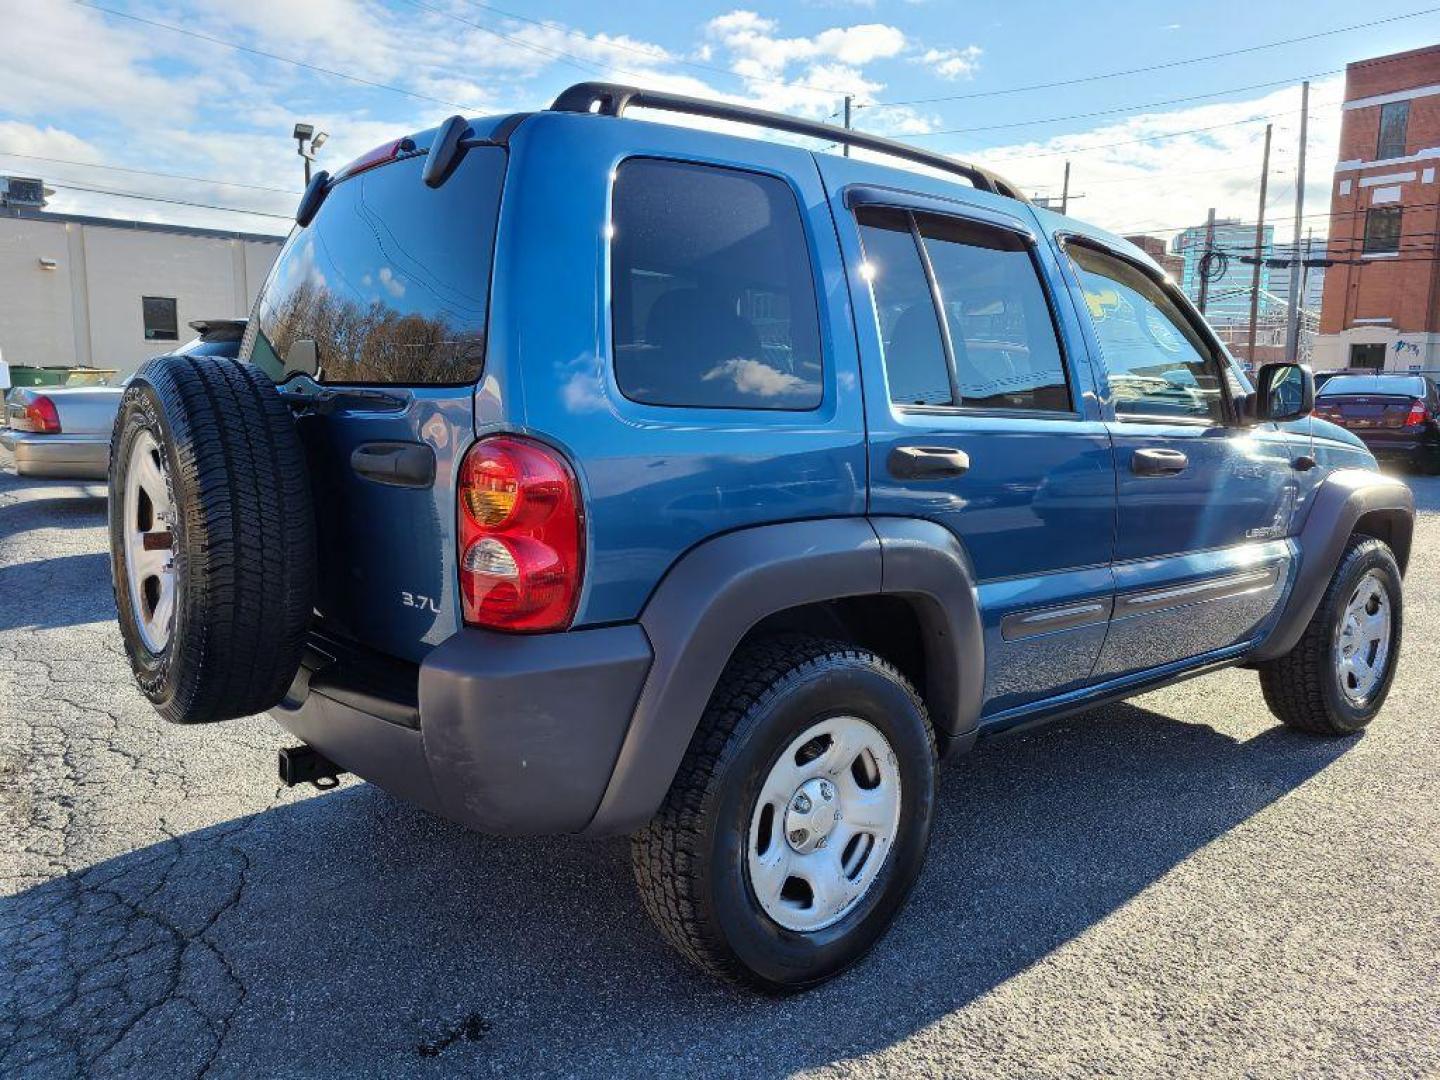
[244, 146, 505, 385]
[1318, 375, 1427, 398]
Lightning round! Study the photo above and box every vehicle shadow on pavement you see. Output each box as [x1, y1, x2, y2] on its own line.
[0, 552, 113, 632]
[1, 701, 1354, 1078]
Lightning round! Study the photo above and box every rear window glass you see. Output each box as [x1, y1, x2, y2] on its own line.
[1318, 375, 1427, 397]
[245, 146, 504, 385]
[611, 158, 823, 410]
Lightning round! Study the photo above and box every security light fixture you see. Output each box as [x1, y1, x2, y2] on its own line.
[292, 122, 314, 141]
[293, 123, 328, 185]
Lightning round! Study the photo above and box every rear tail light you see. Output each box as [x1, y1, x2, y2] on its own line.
[12, 395, 61, 434]
[457, 436, 583, 632]
[332, 138, 413, 182]
[1405, 399, 1428, 427]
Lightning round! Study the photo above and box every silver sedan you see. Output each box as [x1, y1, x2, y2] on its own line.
[1, 319, 246, 480]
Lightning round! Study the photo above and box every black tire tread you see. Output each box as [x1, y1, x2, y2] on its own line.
[110, 355, 315, 723]
[631, 635, 933, 989]
[1258, 534, 1395, 736]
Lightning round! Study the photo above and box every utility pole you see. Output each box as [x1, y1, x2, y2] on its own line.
[1197, 207, 1217, 315]
[1284, 80, 1309, 363]
[842, 95, 852, 157]
[1060, 161, 1072, 215]
[1247, 124, 1273, 368]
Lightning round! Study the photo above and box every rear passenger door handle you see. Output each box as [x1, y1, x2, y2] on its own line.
[351, 442, 436, 488]
[888, 445, 970, 480]
[1131, 447, 1188, 476]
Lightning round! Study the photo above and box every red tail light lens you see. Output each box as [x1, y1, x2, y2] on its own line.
[14, 395, 61, 434]
[1405, 399, 1428, 427]
[333, 138, 411, 181]
[458, 436, 583, 632]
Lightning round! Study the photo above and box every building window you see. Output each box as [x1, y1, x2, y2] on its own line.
[1376, 100, 1409, 160]
[142, 296, 178, 341]
[1363, 207, 1402, 255]
[1350, 343, 1385, 370]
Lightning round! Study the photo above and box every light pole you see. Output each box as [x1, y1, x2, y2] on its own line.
[293, 123, 328, 185]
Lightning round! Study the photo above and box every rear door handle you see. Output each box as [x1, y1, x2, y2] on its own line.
[351, 442, 436, 487]
[888, 445, 971, 480]
[1131, 447, 1188, 476]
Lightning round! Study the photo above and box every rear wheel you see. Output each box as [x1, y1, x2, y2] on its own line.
[1258, 535, 1402, 735]
[632, 636, 936, 991]
[108, 354, 316, 724]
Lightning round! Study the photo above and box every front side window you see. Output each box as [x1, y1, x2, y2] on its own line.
[1377, 100, 1410, 160]
[1067, 243, 1226, 423]
[142, 296, 178, 341]
[1364, 207, 1402, 255]
[611, 159, 822, 410]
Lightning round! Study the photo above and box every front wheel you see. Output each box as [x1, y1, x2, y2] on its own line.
[1258, 535, 1403, 735]
[632, 636, 936, 992]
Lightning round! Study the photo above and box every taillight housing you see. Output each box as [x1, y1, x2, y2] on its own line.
[12, 395, 61, 434]
[457, 436, 583, 632]
[1405, 399, 1428, 427]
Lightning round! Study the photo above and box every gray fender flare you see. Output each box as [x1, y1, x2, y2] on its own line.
[582, 516, 984, 836]
[1248, 468, 1414, 663]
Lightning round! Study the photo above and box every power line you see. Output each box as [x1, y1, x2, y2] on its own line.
[47, 181, 291, 221]
[905, 71, 1342, 139]
[862, 6, 1440, 107]
[74, 0, 484, 112]
[0, 150, 302, 195]
[987, 103, 1334, 162]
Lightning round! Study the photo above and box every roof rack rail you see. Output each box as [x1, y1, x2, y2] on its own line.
[549, 82, 1029, 204]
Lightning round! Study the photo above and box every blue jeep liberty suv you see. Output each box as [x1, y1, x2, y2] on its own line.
[108, 84, 1415, 991]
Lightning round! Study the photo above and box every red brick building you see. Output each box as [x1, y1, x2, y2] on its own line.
[1122, 234, 1186, 282]
[1316, 45, 1440, 371]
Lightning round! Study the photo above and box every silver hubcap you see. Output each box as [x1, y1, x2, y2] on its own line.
[1334, 569, 1392, 705]
[122, 431, 177, 653]
[746, 716, 902, 933]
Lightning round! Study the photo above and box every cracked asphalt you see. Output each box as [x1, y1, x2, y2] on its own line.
[2, 450, 1438, 1080]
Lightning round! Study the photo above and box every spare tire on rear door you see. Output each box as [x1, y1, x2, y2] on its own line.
[109, 354, 316, 724]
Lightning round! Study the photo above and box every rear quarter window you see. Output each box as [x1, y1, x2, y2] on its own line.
[245, 146, 504, 385]
[610, 158, 823, 410]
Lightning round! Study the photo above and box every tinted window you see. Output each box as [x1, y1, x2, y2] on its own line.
[246, 147, 503, 384]
[1363, 207, 1402, 255]
[1067, 243, 1225, 422]
[855, 207, 952, 406]
[1377, 100, 1409, 160]
[142, 296, 178, 341]
[919, 214, 1070, 411]
[1319, 375, 1426, 397]
[611, 159, 822, 410]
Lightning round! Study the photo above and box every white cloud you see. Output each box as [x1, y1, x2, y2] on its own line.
[918, 45, 982, 81]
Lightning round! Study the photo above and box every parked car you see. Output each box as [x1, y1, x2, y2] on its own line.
[2, 319, 245, 478]
[1312, 373, 1440, 473]
[106, 85, 1413, 992]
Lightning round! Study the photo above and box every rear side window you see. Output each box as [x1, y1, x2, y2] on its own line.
[855, 205, 1070, 411]
[246, 146, 504, 384]
[611, 158, 823, 410]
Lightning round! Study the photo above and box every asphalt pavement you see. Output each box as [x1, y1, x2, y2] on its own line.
[2, 451, 1438, 1079]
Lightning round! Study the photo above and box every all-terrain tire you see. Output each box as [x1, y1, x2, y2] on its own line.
[1258, 535, 1402, 735]
[632, 635, 936, 992]
[108, 354, 315, 724]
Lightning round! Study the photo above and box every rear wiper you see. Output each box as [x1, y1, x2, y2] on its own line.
[278, 377, 408, 415]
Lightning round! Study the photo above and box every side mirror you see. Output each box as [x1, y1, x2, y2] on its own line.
[1255, 361, 1314, 422]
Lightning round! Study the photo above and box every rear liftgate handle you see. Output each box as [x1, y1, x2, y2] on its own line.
[1131, 447, 1189, 477]
[888, 445, 971, 480]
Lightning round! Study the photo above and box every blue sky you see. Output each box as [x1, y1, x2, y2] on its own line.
[1, 0, 1437, 239]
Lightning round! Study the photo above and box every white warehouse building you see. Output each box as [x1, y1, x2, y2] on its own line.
[1, 196, 283, 378]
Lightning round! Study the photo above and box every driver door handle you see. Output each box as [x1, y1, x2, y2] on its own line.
[1131, 447, 1188, 476]
[889, 445, 971, 480]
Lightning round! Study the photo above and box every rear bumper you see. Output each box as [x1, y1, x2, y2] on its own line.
[0, 431, 109, 478]
[1348, 430, 1436, 459]
[272, 624, 654, 835]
